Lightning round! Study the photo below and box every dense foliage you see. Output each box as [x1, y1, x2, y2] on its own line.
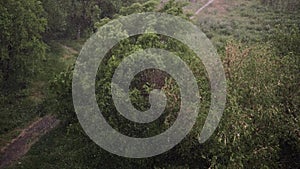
[0, 0, 46, 91]
[0, 0, 299, 168]
[42, 0, 149, 39]
[48, 0, 299, 168]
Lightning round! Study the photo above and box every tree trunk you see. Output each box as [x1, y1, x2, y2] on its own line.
[76, 25, 81, 39]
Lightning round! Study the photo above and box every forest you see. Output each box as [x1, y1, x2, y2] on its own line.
[0, 0, 299, 168]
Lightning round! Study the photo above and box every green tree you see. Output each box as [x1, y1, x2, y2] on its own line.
[0, 0, 47, 91]
[63, 0, 101, 39]
[41, 0, 148, 40]
[42, 0, 68, 39]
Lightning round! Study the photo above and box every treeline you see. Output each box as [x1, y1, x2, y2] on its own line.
[0, 0, 146, 91]
[0, 0, 47, 90]
[42, 0, 148, 40]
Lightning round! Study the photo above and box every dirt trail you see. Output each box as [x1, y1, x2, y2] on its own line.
[190, 0, 215, 19]
[0, 115, 60, 168]
[61, 45, 79, 55]
[189, 0, 231, 19]
[61, 44, 79, 59]
[0, 43, 76, 168]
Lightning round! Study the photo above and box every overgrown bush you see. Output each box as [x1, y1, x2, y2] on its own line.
[49, 2, 299, 168]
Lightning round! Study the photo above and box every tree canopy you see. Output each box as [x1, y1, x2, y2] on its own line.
[0, 0, 46, 90]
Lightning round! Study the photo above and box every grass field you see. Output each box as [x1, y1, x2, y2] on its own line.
[192, 0, 300, 48]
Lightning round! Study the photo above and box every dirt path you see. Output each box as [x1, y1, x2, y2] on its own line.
[189, 0, 231, 19]
[61, 44, 79, 55]
[190, 0, 215, 19]
[0, 43, 76, 169]
[61, 44, 79, 60]
[0, 115, 60, 168]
